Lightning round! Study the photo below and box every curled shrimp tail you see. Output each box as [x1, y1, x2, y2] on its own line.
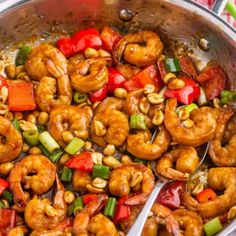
[124, 193, 148, 205]
[165, 215, 181, 236]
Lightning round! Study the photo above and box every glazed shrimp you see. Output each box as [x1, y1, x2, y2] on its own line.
[48, 105, 92, 147]
[209, 109, 236, 166]
[67, 53, 85, 74]
[70, 58, 110, 93]
[116, 64, 141, 79]
[156, 146, 200, 180]
[25, 44, 68, 81]
[127, 127, 171, 160]
[25, 175, 67, 230]
[91, 109, 129, 147]
[30, 230, 70, 236]
[172, 209, 203, 236]
[73, 170, 92, 191]
[9, 155, 56, 207]
[95, 97, 124, 114]
[35, 76, 72, 112]
[109, 163, 155, 205]
[181, 167, 236, 218]
[164, 98, 217, 147]
[0, 116, 22, 163]
[113, 30, 164, 67]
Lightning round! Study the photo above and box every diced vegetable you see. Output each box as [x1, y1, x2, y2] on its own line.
[164, 58, 181, 73]
[39, 131, 60, 153]
[23, 130, 39, 146]
[100, 26, 122, 52]
[60, 167, 73, 182]
[37, 124, 46, 133]
[92, 165, 109, 180]
[157, 181, 185, 210]
[0, 76, 7, 89]
[0, 209, 17, 235]
[74, 92, 88, 104]
[179, 103, 198, 114]
[197, 87, 208, 106]
[49, 150, 64, 163]
[15, 45, 31, 66]
[12, 118, 20, 132]
[104, 198, 117, 218]
[89, 86, 107, 103]
[196, 65, 226, 100]
[130, 114, 146, 130]
[203, 217, 223, 236]
[179, 56, 198, 78]
[107, 68, 125, 93]
[64, 137, 85, 155]
[65, 152, 93, 173]
[196, 188, 217, 203]
[0, 178, 9, 196]
[39, 144, 50, 157]
[7, 81, 36, 111]
[220, 90, 236, 104]
[164, 77, 200, 105]
[57, 28, 102, 57]
[82, 194, 98, 205]
[2, 190, 13, 204]
[73, 197, 84, 215]
[124, 65, 163, 92]
[113, 196, 131, 223]
[134, 158, 147, 165]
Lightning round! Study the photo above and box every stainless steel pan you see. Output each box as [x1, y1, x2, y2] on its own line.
[0, 0, 235, 235]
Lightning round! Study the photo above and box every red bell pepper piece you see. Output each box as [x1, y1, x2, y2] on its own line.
[157, 181, 185, 210]
[107, 68, 125, 93]
[113, 196, 130, 223]
[82, 194, 98, 205]
[100, 26, 122, 52]
[164, 77, 200, 105]
[0, 209, 17, 236]
[0, 76, 7, 89]
[195, 188, 217, 203]
[0, 178, 9, 195]
[57, 28, 102, 57]
[89, 85, 107, 103]
[7, 81, 36, 111]
[124, 65, 163, 92]
[179, 56, 198, 78]
[65, 151, 93, 173]
[157, 60, 167, 81]
[196, 65, 226, 100]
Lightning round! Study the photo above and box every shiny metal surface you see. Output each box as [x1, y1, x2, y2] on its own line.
[0, 0, 236, 235]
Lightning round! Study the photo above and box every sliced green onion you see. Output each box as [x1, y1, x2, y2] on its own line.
[37, 124, 46, 133]
[164, 57, 181, 72]
[2, 190, 13, 204]
[67, 202, 75, 216]
[64, 137, 85, 155]
[49, 150, 64, 163]
[225, 1, 236, 20]
[74, 92, 88, 104]
[15, 45, 31, 66]
[203, 217, 223, 236]
[39, 131, 60, 153]
[12, 118, 20, 132]
[221, 90, 231, 98]
[39, 144, 50, 157]
[104, 198, 117, 218]
[198, 87, 208, 107]
[220, 90, 236, 105]
[0, 200, 4, 209]
[92, 165, 109, 180]
[130, 114, 146, 130]
[73, 197, 83, 215]
[134, 158, 147, 165]
[60, 166, 72, 182]
[23, 130, 39, 146]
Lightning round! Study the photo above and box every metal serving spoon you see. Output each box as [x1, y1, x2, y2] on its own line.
[127, 135, 209, 236]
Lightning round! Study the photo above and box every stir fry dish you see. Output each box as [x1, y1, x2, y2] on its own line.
[0, 26, 235, 236]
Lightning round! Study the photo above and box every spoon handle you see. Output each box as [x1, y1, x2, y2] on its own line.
[127, 181, 165, 236]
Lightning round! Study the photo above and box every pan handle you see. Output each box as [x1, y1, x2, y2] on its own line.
[212, 0, 228, 15]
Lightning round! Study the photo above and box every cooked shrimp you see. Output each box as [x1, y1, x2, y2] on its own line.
[73, 194, 118, 236]
[172, 209, 203, 236]
[156, 146, 200, 180]
[164, 98, 217, 147]
[0, 116, 22, 163]
[25, 44, 68, 81]
[209, 109, 236, 166]
[48, 104, 92, 147]
[121, 203, 180, 236]
[127, 127, 171, 160]
[73, 170, 92, 191]
[113, 30, 164, 67]
[9, 155, 56, 207]
[95, 97, 124, 114]
[70, 58, 110, 93]
[109, 163, 155, 205]
[116, 64, 141, 79]
[91, 109, 129, 147]
[181, 167, 236, 218]
[67, 53, 85, 74]
[30, 230, 70, 236]
[35, 76, 72, 112]
[25, 175, 67, 230]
